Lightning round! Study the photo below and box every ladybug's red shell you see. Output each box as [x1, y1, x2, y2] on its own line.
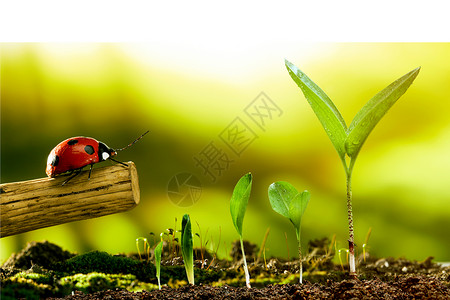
[46, 137, 110, 177]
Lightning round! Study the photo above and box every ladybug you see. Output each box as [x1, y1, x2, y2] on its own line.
[46, 131, 149, 185]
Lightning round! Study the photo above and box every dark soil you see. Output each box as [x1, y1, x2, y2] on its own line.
[49, 277, 450, 300]
[1, 240, 449, 299]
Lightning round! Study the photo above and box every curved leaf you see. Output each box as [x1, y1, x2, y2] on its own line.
[230, 173, 252, 237]
[268, 181, 299, 218]
[289, 190, 310, 239]
[285, 59, 347, 159]
[154, 239, 163, 289]
[345, 67, 420, 158]
[181, 214, 194, 285]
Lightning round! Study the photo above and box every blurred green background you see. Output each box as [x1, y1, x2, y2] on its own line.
[1, 43, 449, 263]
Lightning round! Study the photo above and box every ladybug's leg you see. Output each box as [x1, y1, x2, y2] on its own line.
[62, 168, 83, 186]
[88, 163, 94, 180]
[110, 158, 128, 167]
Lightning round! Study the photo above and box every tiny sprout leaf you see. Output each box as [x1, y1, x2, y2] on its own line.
[285, 59, 347, 159]
[230, 172, 252, 237]
[154, 240, 163, 290]
[268, 182, 310, 284]
[288, 191, 310, 239]
[268, 182, 310, 238]
[345, 67, 420, 158]
[181, 214, 194, 285]
[268, 181, 299, 218]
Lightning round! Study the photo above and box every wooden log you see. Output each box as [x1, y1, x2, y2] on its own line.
[0, 161, 140, 238]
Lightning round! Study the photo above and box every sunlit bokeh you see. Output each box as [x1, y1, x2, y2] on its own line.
[1, 43, 449, 264]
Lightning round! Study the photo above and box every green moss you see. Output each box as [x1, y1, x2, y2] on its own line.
[1, 276, 54, 300]
[14, 271, 54, 285]
[55, 251, 155, 281]
[59, 272, 158, 293]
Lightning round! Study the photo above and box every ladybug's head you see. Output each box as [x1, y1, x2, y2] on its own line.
[98, 142, 117, 161]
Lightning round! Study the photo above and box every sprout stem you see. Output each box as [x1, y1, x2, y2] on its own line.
[346, 164, 357, 276]
[284, 232, 290, 260]
[240, 238, 251, 288]
[298, 238, 303, 284]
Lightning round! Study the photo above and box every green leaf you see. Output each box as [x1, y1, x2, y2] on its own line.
[181, 214, 194, 285]
[268, 182, 310, 241]
[154, 239, 163, 289]
[268, 181, 299, 218]
[285, 59, 348, 159]
[288, 190, 310, 239]
[230, 172, 252, 237]
[345, 67, 420, 158]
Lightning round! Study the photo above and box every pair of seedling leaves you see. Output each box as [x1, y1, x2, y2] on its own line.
[285, 60, 421, 169]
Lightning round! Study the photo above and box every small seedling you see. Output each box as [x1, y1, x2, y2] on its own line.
[206, 226, 222, 270]
[338, 248, 349, 271]
[230, 172, 253, 288]
[327, 234, 337, 257]
[268, 181, 310, 284]
[256, 228, 271, 264]
[285, 60, 420, 276]
[362, 227, 372, 263]
[163, 218, 179, 259]
[195, 221, 209, 269]
[135, 237, 150, 262]
[256, 228, 271, 270]
[154, 233, 164, 290]
[181, 214, 194, 285]
[284, 232, 290, 259]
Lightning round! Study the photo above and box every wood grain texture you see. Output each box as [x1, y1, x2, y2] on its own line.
[0, 161, 140, 238]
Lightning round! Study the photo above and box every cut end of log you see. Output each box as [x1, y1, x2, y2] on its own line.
[0, 161, 140, 238]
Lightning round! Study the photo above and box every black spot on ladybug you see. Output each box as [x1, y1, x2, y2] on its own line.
[84, 145, 95, 155]
[51, 155, 59, 166]
[67, 139, 78, 145]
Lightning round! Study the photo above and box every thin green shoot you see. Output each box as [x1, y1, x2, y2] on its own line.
[136, 237, 149, 262]
[256, 228, 271, 264]
[154, 233, 164, 290]
[285, 60, 420, 276]
[163, 229, 174, 258]
[268, 181, 310, 284]
[181, 214, 194, 285]
[263, 246, 268, 270]
[195, 221, 210, 269]
[338, 248, 349, 272]
[165, 217, 178, 259]
[206, 226, 222, 271]
[230, 172, 252, 288]
[327, 234, 337, 257]
[284, 232, 290, 260]
[362, 227, 372, 263]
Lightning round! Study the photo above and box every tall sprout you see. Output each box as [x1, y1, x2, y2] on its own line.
[230, 172, 252, 288]
[285, 60, 420, 275]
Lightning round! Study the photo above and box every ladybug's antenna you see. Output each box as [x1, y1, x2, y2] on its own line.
[115, 130, 149, 152]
